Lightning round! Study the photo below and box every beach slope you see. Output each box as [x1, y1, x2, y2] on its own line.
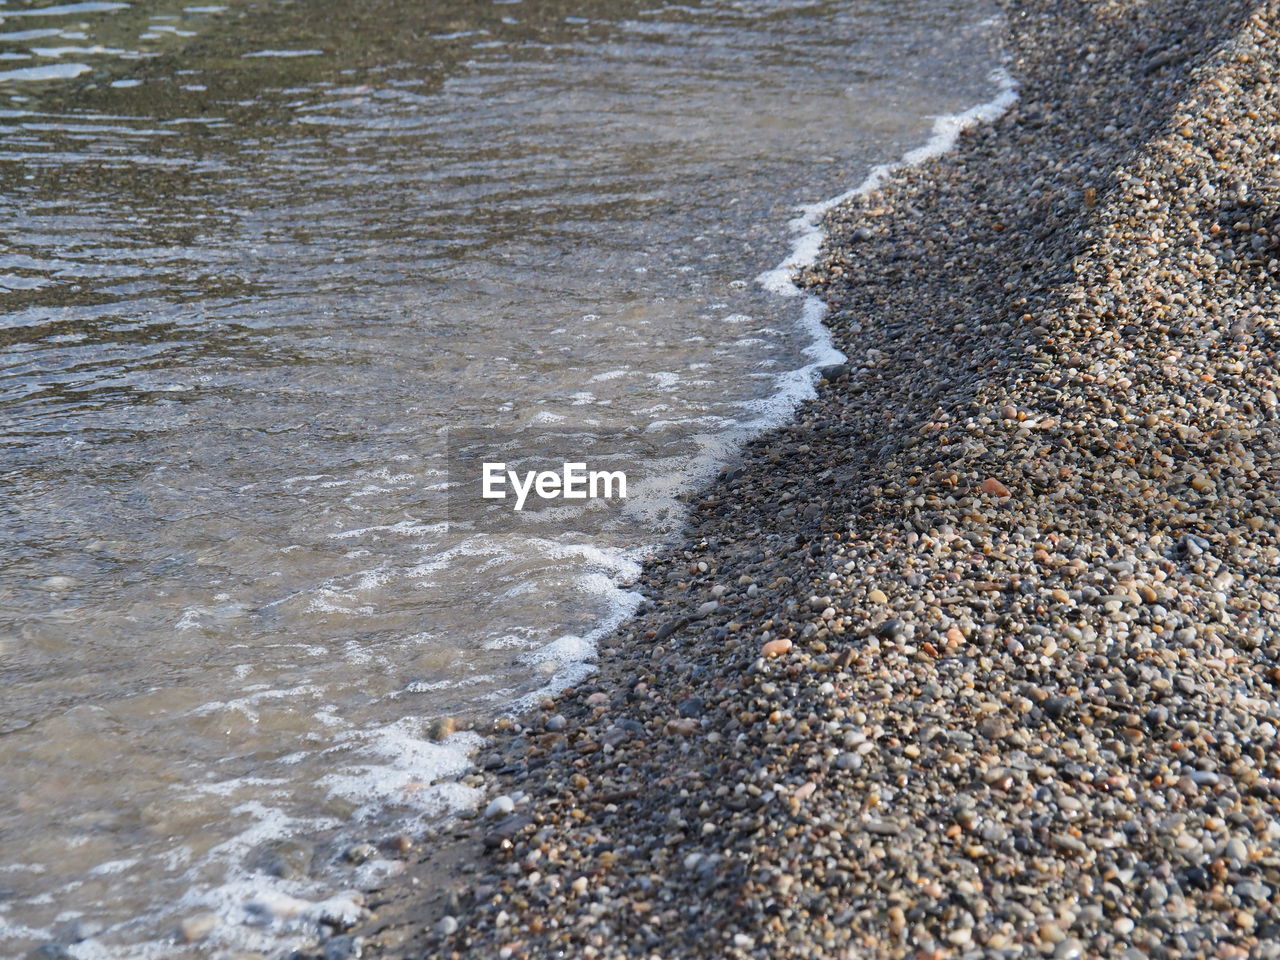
[346, 1, 1280, 957]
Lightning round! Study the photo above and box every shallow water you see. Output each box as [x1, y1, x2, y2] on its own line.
[0, 0, 1002, 955]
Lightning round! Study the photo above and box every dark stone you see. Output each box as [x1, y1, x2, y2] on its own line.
[1044, 696, 1074, 721]
[653, 618, 687, 642]
[483, 814, 532, 850]
[323, 935, 363, 960]
[677, 697, 705, 718]
[1181, 866, 1210, 890]
[878, 618, 905, 639]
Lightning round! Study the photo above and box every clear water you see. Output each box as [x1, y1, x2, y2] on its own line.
[0, 0, 1002, 955]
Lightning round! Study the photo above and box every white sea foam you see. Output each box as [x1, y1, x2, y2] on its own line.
[0, 62, 91, 81]
[2, 2, 129, 16]
[753, 64, 1018, 422]
[241, 49, 325, 58]
[318, 721, 485, 821]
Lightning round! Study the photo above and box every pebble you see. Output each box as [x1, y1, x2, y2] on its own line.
[323, 935, 363, 960]
[1043, 697, 1073, 721]
[863, 820, 901, 836]
[484, 796, 515, 819]
[178, 912, 218, 944]
[761, 637, 791, 658]
[980, 477, 1011, 497]
[343, 843, 378, 865]
[677, 697, 705, 717]
[427, 716, 458, 741]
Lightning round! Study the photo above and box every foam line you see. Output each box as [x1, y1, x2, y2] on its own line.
[757, 66, 1018, 301]
[510, 66, 1020, 718]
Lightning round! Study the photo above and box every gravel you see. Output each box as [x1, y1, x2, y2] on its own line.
[327, 1, 1280, 958]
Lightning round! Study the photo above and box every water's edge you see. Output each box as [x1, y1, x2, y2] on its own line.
[319, 55, 1020, 960]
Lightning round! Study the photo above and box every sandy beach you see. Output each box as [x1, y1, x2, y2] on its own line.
[329, 0, 1280, 957]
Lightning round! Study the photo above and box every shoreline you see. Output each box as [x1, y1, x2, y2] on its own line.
[328, 1, 1280, 957]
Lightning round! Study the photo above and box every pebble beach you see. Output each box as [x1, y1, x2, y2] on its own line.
[335, 1, 1280, 957]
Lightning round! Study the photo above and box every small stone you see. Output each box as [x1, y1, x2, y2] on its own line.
[1055, 938, 1084, 959]
[179, 913, 218, 944]
[1039, 922, 1065, 944]
[343, 842, 378, 865]
[1145, 880, 1169, 907]
[793, 781, 817, 802]
[878, 618, 904, 639]
[1052, 833, 1087, 854]
[762, 637, 792, 658]
[1235, 880, 1270, 902]
[1043, 696, 1073, 721]
[980, 477, 1011, 497]
[864, 820, 901, 836]
[428, 716, 458, 741]
[545, 714, 567, 732]
[979, 716, 1010, 739]
[324, 935, 363, 960]
[666, 717, 698, 736]
[677, 697, 705, 718]
[485, 796, 515, 819]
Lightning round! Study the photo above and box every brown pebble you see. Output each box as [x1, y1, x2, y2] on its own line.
[428, 716, 459, 740]
[980, 477, 1011, 497]
[762, 637, 793, 658]
[665, 718, 698, 736]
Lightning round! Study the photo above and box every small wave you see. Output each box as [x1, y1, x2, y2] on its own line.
[0, 63, 91, 82]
